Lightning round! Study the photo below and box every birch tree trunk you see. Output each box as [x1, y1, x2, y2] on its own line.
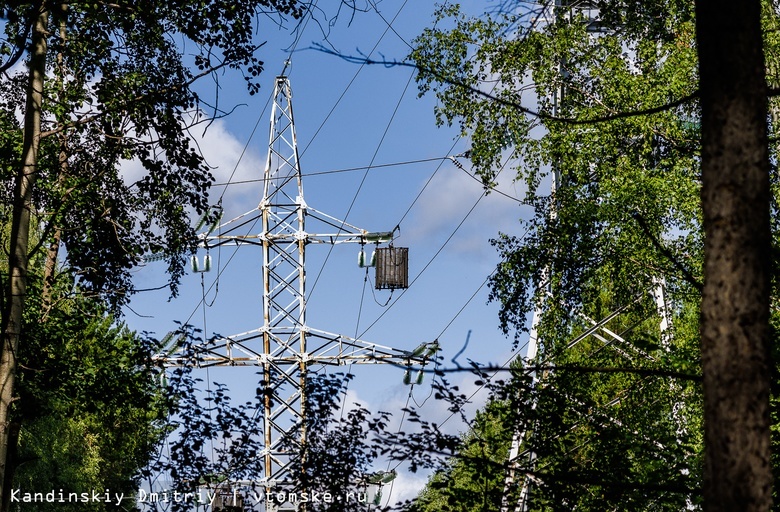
[0, 5, 48, 509]
[41, 5, 68, 320]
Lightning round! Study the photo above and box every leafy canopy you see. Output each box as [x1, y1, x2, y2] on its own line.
[0, 0, 305, 307]
[4, 242, 168, 510]
[404, 1, 714, 509]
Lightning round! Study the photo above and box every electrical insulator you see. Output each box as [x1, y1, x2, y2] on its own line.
[194, 205, 223, 235]
[191, 254, 212, 273]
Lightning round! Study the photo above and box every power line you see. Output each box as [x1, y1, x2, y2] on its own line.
[357, 149, 518, 340]
[450, 155, 525, 204]
[322, 0, 417, 429]
[210, 155, 451, 186]
[396, 141, 461, 228]
[308, 68, 415, 300]
[214, 0, 321, 203]
[368, 0, 415, 51]
[214, 98, 271, 204]
[178, 1, 326, 340]
[306, 0, 412, 302]
[298, 0, 410, 159]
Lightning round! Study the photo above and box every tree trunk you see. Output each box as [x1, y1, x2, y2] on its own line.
[1, 423, 20, 512]
[41, 5, 69, 320]
[0, 6, 48, 509]
[695, 0, 773, 510]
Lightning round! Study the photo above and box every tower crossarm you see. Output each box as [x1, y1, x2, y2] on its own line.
[193, 201, 395, 249]
[153, 328, 437, 369]
[202, 231, 392, 248]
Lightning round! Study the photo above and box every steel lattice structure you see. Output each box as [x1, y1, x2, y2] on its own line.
[155, 76, 435, 511]
[498, 2, 678, 511]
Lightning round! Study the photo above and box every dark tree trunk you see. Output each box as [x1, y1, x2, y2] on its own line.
[695, 0, 773, 510]
[1, 423, 20, 512]
[41, 6, 69, 321]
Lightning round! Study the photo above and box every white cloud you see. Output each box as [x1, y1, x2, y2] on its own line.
[188, 116, 266, 219]
[118, 112, 265, 222]
[337, 386, 368, 416]
[404, 158, 530, 262]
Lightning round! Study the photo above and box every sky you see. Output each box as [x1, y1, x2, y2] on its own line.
[124, 1, 535, 506]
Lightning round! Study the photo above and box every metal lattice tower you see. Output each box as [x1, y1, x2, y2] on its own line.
[156, 76, 436, 510]
[498, 2, 677, 510]
[260, 73, 308, 493]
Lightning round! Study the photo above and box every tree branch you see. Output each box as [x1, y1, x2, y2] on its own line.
[525, 469, 700, 495]
[390, 359, 701, 382]
[0, 10, 35, 75]
[312, 45, 700, 125]
[39, 53, 250, 139]
[632, 212, 704, 292]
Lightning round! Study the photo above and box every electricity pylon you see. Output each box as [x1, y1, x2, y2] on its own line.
[499, 2, 676, 510]
[156, 75, 436, 511]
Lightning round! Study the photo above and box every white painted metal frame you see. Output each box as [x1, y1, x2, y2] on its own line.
[155, 76, 434, 511]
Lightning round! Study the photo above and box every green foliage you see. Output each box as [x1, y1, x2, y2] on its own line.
[406, 294, 703, 511]
[0, 0, 305, 308]
[412, 2, 702, 346]
[520, 295, 702, 510]
[142, 369, 395, 512]
[9, 270, 167, 511]
[409, 400, 514, 512]
[402, 0, 777, 509]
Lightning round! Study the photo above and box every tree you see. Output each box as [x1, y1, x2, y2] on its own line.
[695, 1, 773, 509]
[139, 366, 394, 512]
[405, 290, 703, 510]
[0, 207, 168, 511]
[12, 291, 167, 512]
[144, 327, 269, 512]
[407, 0, 778, 509]
[0, 0, 308, 507]
[408, 399, 514, 512]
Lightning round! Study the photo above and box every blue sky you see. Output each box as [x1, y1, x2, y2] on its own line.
[125, 1, 533, 504]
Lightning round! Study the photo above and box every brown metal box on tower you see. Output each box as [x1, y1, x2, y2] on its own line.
[375, 247, 409, 290]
